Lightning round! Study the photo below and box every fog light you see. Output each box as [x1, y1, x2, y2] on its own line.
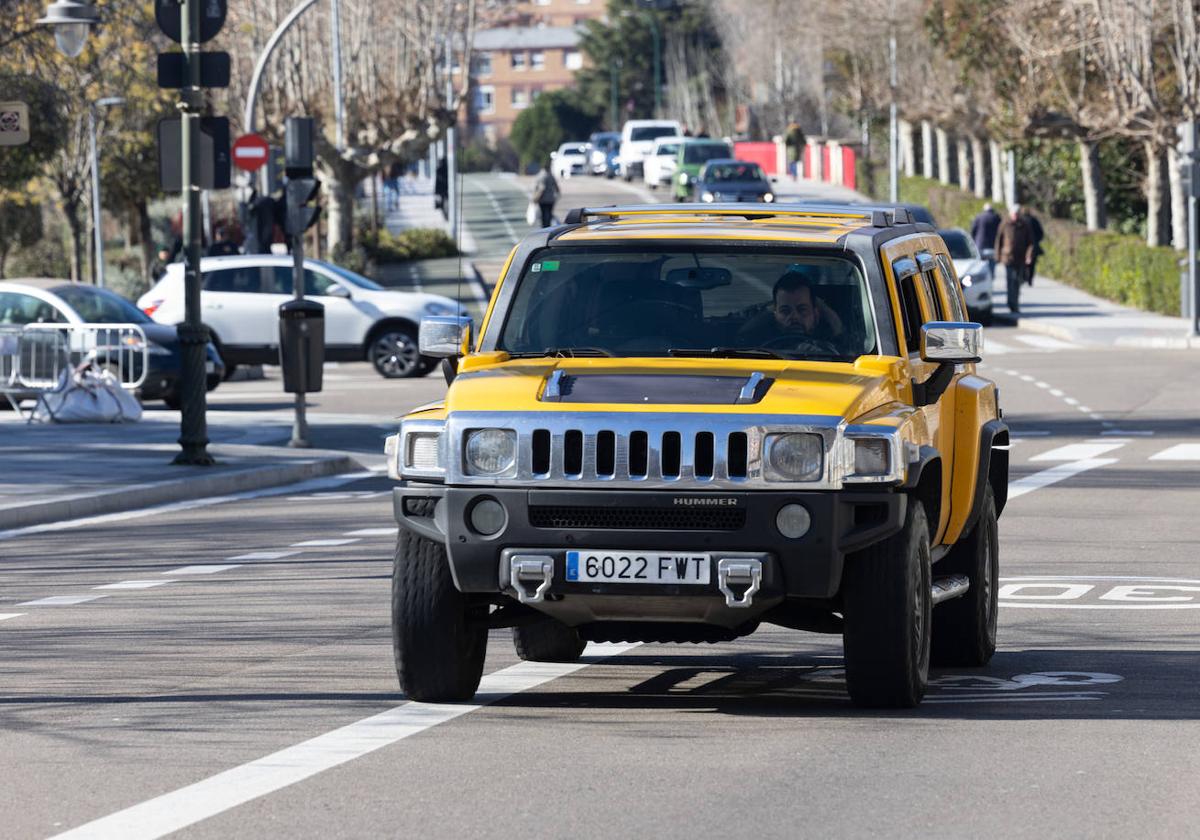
[469, 498, 506, 536]
[776, 503, 811, 539]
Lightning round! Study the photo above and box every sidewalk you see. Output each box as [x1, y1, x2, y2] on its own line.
[996, 270, 1200, 350]
[0, 414, 364, 533]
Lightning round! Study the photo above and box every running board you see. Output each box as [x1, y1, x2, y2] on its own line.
[931, 574, 970, 605]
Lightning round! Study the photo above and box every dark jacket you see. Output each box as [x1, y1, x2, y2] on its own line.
[532, 168, 559, 206]
[995, 216, 1034, 267]
[1025, 212, 1045, 256]
[971, 208, 1001, 251]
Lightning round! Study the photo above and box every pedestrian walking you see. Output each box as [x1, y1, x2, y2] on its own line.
[531, 161, 560, 228]
[970, 202, 1001, 277]
[994, 204, 1034, 315]
[1023, 207, 1045, 286]
[434, 159, 448, 220]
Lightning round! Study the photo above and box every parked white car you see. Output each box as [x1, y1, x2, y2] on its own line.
[551, 142, 590, 179]
[643, 135, 684, 189]
[137, 255, 466, 378]
[616, 119, 683, 181]
[938, 227, 994, 325]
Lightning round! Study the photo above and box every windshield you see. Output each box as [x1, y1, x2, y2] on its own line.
[497, 248, 877, 362]
[630, 126, 678, 142]
[939, 230, 978, 260]
[321, 263, 384, 290]
[704, 162, 765, 182]
[656, 142, 681, 156]
[683, 143, 732, 164]
[52, 285, 152, 324]
[560, 145, 587, 155]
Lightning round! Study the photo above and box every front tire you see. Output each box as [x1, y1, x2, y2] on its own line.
[842, 498, 932, 708]
[512, 617, 586, 663]
[369, 327, 423, 378]
[931, 485, 999, 666]
[392, 528, 487, 701]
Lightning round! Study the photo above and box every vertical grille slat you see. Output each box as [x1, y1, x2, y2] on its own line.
[629, 431, 649, 478]
[727, 432, 748, 478]
[596, 430, 616, 477]
[532, 429, 551, 475]
[661, 431, 682, 478]
[564, 429, 583, 476]
[695, 432, 714, 478]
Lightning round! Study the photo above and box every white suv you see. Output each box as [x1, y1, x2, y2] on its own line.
[138, 255, 465, 378]
[643, 135, 684, 188]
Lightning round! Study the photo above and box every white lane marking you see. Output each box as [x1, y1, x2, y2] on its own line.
[93, 580, 173, 591]
[343, 528, 396, 537]
[1149, 443, 1200, 461]
[0, 613, 24, 621]
[1035, 381, 1050, 389]
[0, 472, 376, 543]
[166, 565, 242, 575]
[1011, 430, 1052, 437]
[1015, 334, 1076, 349]
[1049, 388, 1064, 397]
[924, 695, 1101, 704]
[49, 643, 638, 840]
[290, 538, 360, 547]
[1101, 429, 1154, 436]
[1007, 458, 1118, 500]
[1019, 374, 1035, 382]
[228, 550, 302, 561]
[18, 594, 109, 606]
[1063, 397, 1079, 406]
[474, 179, 522, 245]
[1030, 442, 1124, 461]
[985, 340, 1013, 354]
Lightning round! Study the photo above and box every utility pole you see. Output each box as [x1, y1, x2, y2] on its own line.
[331, 0, 344, 152]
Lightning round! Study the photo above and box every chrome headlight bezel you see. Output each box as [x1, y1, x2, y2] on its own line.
[464, 428, 518, 477]
[763, 432, 825, 482]
[391, 418, 447, 481]
[843, 426, 905, 484]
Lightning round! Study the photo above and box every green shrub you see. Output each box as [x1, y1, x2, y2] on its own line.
[358, 227, 459, 264]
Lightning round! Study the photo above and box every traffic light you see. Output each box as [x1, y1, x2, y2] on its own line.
[285, 177, 321, 235]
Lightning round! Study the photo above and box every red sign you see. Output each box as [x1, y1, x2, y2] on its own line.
[232, 133, 270, 172]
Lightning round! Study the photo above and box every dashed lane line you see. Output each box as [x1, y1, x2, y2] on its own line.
[290, 538, 360, 547]
[228, 550, 303, 561]
[93, 580, 174, 591]
[17, 594, 109, 607]
[48, 643, 639, 840]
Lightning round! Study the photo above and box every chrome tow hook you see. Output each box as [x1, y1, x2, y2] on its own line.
[717, 558, 762, 608]
[510, 556, 554, 605]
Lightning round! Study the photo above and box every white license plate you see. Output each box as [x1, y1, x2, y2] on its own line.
[205, 361, 215, 373]
[565, 550, 711, 585]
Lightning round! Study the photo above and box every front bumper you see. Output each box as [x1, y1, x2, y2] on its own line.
[393, 484, 905, 603]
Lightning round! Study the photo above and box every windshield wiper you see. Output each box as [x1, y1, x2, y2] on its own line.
[505, 347, 614, 358]
[667, 347, 784, 359]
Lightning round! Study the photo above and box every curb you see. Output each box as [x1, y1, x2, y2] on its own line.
[994, 311, 1200, 349]
[0, 452, 362, 531]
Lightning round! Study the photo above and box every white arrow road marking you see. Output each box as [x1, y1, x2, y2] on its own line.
[48, 643, 639, 840]
[1007, 458, 1118, 500]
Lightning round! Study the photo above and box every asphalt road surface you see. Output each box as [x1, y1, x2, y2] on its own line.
[2, 177, 1198, 839]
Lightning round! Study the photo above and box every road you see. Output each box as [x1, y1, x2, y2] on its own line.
[2, 175, 1198, 839]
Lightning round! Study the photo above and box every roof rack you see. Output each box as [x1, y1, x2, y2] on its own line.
[562, 203, 916, 227]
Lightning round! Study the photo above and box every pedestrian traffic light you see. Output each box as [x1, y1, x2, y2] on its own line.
[285, 177, 321, 235]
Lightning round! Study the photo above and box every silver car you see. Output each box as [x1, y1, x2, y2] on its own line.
[939, 228, 994, 325]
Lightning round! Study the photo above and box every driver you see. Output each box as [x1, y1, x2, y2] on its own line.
[737, 269, 845, 348]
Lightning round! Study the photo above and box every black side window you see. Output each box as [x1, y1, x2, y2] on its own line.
[268, 267, 293, 295]
[205, 268, 262, 293]
[898, 275, 923, 353]
[0, 292, 65, 324]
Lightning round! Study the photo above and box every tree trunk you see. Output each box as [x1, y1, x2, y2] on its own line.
[136, 199, 154, 285]
[956, 137, 971, 192]
[322, 156, 360, 257]
[935, 127, 951, 184]
[990, 139, 1004, 204]
[899, 119, 916, 177]
[62, 199, 84, 282]
[1078, 139, 1107, 231]
[1145, 141, 1167, 247]
[971, 135, 987, 198]
[1168, 145, 1186, 251]
[921, 120, 934, 178]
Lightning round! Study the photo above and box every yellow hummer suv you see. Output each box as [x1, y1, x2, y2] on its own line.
[385, 204, 1009, 709]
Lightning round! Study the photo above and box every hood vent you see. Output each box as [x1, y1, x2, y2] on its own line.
[541, 373, 772, 405]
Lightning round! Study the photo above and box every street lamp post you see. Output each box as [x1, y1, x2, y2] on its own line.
[88, 96, 123, 289]
[36, 0, 99, 58]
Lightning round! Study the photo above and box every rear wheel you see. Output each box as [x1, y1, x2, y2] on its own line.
[842, 498, 932, 708]
[369, 327, 423, 378]
[512, 617, 586, 663]
[932, 485, 999, 666]
[391, 527, 487, 701]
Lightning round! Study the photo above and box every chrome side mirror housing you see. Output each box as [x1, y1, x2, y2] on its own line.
[419, 315, 472, 358]
[325, 284, 351, 299]
[920, 321, 983, 364]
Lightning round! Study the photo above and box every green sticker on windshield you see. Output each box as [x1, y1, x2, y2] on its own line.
[541, 260, 560, 272]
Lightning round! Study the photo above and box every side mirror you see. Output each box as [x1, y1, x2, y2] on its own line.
[419, 315, 472, 358]
[920, 321, 983, 364]
[325, 284, 351, 299]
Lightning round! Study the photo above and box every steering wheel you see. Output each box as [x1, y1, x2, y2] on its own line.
[758, 333, 843, 356]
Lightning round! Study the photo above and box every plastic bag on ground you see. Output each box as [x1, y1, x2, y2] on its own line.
[33, 364, 143, 423]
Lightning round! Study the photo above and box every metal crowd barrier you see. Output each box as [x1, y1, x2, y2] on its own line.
[0, 323, 149, 420]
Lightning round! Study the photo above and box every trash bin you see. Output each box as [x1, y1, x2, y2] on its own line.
[279, 298, 324, 393]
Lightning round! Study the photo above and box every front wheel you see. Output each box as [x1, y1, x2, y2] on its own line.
[512, 617, 586, 662]
[392, 528, 487, 701]
[932, 485, 999, 666]
[369, 327, 423, 378]
[842, 498, 932, 708]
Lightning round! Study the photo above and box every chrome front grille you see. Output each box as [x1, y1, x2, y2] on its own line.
[442, 411, 847, 489]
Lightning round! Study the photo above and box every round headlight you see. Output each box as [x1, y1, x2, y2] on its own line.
[679, 172, 690, 185]
[776, 503, 812, 539]
[959, 274, 973, 288]
[702, 191, 715, 202]
[768, 433, 824, 481]
[468, 498, 506, 536]
[465, 429, 516, 475]
[763, 192, 775, 203]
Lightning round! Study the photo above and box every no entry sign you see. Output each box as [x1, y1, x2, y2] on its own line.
[232, 133, 270, 172]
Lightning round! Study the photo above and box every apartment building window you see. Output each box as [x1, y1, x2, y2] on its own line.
[473, 52, 492, 77]
[564, 49, 582, 70]
[512, 88, 529, 109]
[511, 51, 526, 71]
[530, 51, 545, 71]
[474, 85, 495, 114]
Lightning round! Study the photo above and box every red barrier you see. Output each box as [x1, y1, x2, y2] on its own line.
[733, 141, 778, 176]
[842, 146, 857, 190]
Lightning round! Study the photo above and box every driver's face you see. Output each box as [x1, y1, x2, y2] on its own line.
[773, 287, 816, 333]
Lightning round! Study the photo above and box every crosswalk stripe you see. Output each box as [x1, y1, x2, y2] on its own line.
[1149, 443, 1200, 461]
[17, 594, 108, 607]
[985, 340, 1014, 355]
[1015, 334, 1076, 349]
[1008, 458, 1118, 500]
[1030, 442, 1125, 461]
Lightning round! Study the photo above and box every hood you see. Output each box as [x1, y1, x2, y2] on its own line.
[442, 356, 904, 420]
[704, 182, 769, 195]
[353, 289, 464, 316]
[143, 322, 181, 348]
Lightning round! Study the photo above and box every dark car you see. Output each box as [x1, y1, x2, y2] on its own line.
[0, 278, 224, 409]
[695, 159, 775, 204]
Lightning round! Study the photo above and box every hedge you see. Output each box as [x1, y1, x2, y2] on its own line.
[865, 171, 1182, 317]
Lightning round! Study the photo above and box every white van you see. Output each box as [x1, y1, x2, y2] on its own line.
[616, 119, 683, 182]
